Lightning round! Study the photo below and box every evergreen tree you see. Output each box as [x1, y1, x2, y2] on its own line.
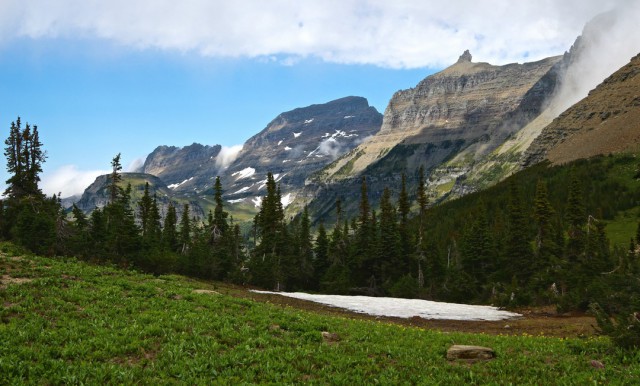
[504, 180, 533, 285]
[416, 166, 429, 289]
[179, 203, 191, 255]
[163, 203, 179, 252]
[251, 172, 287, 289]
[4, 117, 46, 200]
[461, 202, 494, 292]
[378, 187, 401, 283]
[296, 206, 314, 288]
[532, 180, 560, 275]
[398, 173, 412, 265]
[213, 176, 229, 236]
[108, 153, 123, 203]
[138, 182, 154, 238]
[313, 222, 329, 289]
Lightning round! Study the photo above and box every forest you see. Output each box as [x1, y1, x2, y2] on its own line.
[3, 117, 640, 347]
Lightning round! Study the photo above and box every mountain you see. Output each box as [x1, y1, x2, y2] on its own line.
[138, 143, 223, 195]
[73, 172, 202, 219]
[220, 96, 382, 210]
[299, 51, 563, 222]
[523, 52, 640, 166]
[74, 96, 382, 220]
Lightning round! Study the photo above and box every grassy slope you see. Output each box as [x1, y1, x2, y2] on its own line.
[1, 244, 639, 384]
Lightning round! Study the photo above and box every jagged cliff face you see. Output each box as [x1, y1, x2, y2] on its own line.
[139, 143, 223, 194]
[317, 52, 561, 188]
[523, 52, 640, 166]
[220, 96, 382, 208]
[76, 97, 382, 220]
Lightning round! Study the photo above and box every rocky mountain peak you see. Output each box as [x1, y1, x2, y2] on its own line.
[457, 49, 472, 63]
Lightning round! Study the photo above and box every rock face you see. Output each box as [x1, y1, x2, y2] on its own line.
[76, 96, 382, 219]
[220, 96, 382, 209]
[523, 52, 640, 166]
[76, 173, 172, 213]
[318, 53, 560, 185]
[302, 52, 562, 222]
[139, 143, 223, 194]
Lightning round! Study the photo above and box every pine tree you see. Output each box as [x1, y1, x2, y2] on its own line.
[108, 153, 123, 203]
[504, 180, 533, 285]
[179, 203, 191, 255]
[398, 173, 412, 264]
[138, 182, 153, 238]
[313, 222, 329, 289]
[461, 202, 494, 291]
[531, 180, 561, 289]
[4, 117, 46, 200]
[416, 166, 429, 288]
[378, 187, 401, 283]
[163, 203, 179, 252]
[213, 176, 229, 236]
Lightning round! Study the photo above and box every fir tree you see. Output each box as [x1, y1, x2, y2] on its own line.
[108, 153, 123, 203]
[179, 203, 191, 255]
[163, 203, 179, 252]
[313, 222, 329, 289]
[504, 180, 533, 284]
[398, 173, 412, 263]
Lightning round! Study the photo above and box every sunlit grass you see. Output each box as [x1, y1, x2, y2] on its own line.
[1, 242, 639, 384]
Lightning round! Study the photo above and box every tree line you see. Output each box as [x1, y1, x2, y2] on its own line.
[2, 118, 640, 316]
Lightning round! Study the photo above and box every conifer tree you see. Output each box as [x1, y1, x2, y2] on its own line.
[213, 176, 229, 236]
[179, 203, 191, 255]
[416, 166, 428, 288]
[504, 180, 533, 284]
[163, 203, 179, 252]
[138, 182, 154, 238]
[108, 153, 123, 203]
[532, 180, 560, 273]
[398, 173, 412, 262]
[313, 222, 329, 289]
[378, 187, 401, 282]
[4, 117, 46, 200]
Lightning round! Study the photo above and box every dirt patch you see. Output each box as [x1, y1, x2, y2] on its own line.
[0, 275, 33, 289]
[239, 290, 596, 338]
[193, 289, 221, 295]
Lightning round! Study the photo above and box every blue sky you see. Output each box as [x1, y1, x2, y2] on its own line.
[0, 0, 627, 197]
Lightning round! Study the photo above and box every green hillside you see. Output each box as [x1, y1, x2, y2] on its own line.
[1, 243, 639, 384]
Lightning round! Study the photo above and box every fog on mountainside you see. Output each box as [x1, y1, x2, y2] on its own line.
[550, 4, 640, 114]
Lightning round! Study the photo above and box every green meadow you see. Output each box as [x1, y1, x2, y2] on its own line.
[1, 243, 639, 385]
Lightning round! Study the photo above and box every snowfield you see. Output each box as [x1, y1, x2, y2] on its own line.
[251, 291, 520, 321]
[232, 167, 256, 180]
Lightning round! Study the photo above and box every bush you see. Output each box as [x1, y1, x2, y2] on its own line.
[590, 302, 640, 350]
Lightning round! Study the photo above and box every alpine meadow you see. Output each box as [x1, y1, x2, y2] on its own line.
[2, 1, 640, 384]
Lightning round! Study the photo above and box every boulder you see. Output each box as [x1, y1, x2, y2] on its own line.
[446, 345, 495, 361]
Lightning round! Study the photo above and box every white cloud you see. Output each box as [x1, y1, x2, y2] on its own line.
[0, 1, 630, 69]
[317, 137, 342, 159]
[41, 165, 109, 198]
[549, 4, 640, 114]
[126, 157, 145, 172]
[215, 144, 243, 169]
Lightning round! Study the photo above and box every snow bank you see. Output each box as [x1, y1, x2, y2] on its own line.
[168, 177, 193, 189]
[251, 291, 520, 321]
[232, 167, 256, 180]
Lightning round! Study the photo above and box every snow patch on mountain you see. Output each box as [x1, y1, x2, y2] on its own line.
[232, 186, 250, 195]
[293, 132, 302, 138]
[251, 196, 263, 208]
[232, 167, 256, 180]
[168, 177, 193, 189]
[281, 193, 293, 208]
